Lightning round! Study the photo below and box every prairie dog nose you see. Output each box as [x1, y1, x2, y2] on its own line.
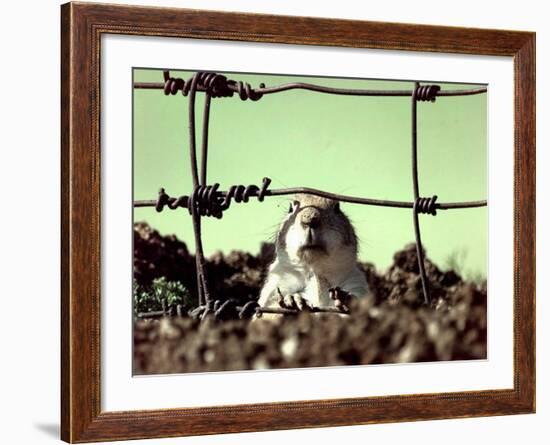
[300, 208, 321, 228]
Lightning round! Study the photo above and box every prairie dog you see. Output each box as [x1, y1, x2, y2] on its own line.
[258, 194, 371, 311]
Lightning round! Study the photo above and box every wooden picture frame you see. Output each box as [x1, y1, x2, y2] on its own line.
[61, 2, 535, 442]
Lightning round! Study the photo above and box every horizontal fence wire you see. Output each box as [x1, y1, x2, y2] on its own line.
[136, 305, 349, 320]
[134, 80, 487, 98]
[133, 186, 487, 212]
[133, 70, 488, 317]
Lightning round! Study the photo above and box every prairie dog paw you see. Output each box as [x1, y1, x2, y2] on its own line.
[329, 287, 353, 312]
[277, 289, 313, 311]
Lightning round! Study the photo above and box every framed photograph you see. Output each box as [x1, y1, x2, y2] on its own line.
[61, 2, 535, 442]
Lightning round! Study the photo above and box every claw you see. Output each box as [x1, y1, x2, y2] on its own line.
[277, 288, 285, 308]
[329, 287, 354, 313]
[276, 290, 312, 311]
[295, 295, 312, 311]
[283, 294, 296, 309]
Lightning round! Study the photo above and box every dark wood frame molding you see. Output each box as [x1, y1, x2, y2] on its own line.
[61, 2, 536, 442]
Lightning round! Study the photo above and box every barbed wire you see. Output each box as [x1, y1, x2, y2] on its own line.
[134, 71, 487, 98]
[133, 70, 488, 315]
[135, 304, 349, 320]
[133, 181, 486, 213]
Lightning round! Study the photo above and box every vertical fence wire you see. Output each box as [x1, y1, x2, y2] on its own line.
[411, 82, 430, 305]
[201, 93, 211, 186]
[187, 74, 212, 305]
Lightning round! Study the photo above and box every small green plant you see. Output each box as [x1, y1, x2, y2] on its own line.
[133, 277, 195, 316]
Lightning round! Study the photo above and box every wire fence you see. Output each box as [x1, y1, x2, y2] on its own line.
[133, 70, 487, 319]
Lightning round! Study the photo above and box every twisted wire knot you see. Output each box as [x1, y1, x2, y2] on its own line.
[231, 80, 265, 101]
[414, 84, 441, 102]
[155, 178, 272, 217]
[163, 71, 189, 96]
[190, 184, 225, 218]
[155, 188, 188, 212]
[195, 72, 234, 98]
[221, 177, 271, 209]
[162, 70, 264, 101]
[238, 301, 260, 319]
[414, 195, 438, 215]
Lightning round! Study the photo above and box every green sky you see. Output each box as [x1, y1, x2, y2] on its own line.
[133, 69, 487, 278]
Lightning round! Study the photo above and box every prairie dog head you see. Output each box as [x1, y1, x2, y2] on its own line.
[276, 194, 358, 268]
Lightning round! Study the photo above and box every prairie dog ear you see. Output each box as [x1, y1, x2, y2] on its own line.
[288, 200, 300, 214]
[334, 202, 341, 213]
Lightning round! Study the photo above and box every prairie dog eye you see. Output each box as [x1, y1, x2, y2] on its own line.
[334, 202, 341, 213]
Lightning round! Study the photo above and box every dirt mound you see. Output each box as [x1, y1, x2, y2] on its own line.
[133, 223, 486, 374]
